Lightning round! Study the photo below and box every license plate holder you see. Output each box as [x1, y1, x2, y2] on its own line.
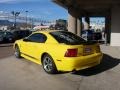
[84, 47, 92, 53]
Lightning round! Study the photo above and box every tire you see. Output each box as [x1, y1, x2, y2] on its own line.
[14, 45, 21, 58]
[42, 54, 58, 74]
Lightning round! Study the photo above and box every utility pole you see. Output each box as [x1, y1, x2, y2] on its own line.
[25, 11, 28, 29]
[11, 11, 20, 30]
[31, 18, 34, 29]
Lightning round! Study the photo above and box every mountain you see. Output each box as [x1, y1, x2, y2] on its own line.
[0, 20, 13, 26]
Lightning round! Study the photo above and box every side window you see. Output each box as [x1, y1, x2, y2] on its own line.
[27, 33, 47, 43]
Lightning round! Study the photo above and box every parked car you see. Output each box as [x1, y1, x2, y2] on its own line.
[3, 31, 14, 42]
[11, 30, 32, 40]
[93, 32, 102, 40]
[0, 31, 14, 43]
[81, 30, 94, 41]
[82, 30, 102, 41]
[0, 31, 4, 42]
[14, 30, 103, 74]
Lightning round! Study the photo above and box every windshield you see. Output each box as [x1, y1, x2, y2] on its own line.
[50, 31, 86, 45]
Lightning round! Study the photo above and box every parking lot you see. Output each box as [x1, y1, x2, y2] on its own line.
[0, 43, 13, 59]
[0, 44, 120, 90]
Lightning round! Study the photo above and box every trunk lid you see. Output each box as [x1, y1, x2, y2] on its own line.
[67, 41, 97, 57]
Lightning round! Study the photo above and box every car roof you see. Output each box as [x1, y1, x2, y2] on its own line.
[32, 30, 65, 44]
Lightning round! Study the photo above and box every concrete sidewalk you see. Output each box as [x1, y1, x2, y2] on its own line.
[0, 45, 120, 90]
[101, 45, 120, 58]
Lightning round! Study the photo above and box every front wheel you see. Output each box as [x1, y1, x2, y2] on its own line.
[14, 45, 21, 58]
[42, 54, 58, 74]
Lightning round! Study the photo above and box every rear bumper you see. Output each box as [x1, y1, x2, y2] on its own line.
[56, 53, 103, 71]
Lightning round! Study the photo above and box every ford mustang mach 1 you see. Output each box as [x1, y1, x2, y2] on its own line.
[14, 30, 103, 74]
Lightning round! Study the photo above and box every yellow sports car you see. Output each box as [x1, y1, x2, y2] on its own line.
[14, 30, 103, 74]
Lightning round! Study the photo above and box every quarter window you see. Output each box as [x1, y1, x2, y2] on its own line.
[27, 33, 47, 43]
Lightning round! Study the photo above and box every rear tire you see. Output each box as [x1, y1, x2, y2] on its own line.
[14, 45, 21, 58]
[42, 54, 58, 74]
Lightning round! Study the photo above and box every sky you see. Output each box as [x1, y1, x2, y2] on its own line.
[0, 0, 68, 20]
[0, 0, 105, 25]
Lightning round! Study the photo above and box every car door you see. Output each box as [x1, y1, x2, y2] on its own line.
[0, 32, 4, 42]
[22, 33, 47, 61]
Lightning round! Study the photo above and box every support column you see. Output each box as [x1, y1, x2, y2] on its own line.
[77, 18, 82, 36]
[68, 14, 77, 34]
[111, 5, 120, 46]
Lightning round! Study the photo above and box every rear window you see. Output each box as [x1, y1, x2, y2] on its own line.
[50, 31, 86, 45]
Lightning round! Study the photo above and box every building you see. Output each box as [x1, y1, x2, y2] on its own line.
[49, 19, 67, 30]
[53, 0, 120, 46]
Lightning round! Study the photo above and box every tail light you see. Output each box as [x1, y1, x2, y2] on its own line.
[65, 48, 78, 57]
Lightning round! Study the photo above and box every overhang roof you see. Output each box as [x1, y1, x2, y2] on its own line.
[52, 0, 120, 13]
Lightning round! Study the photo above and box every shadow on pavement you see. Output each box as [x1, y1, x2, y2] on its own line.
[72, 53, 120, 76]
[0, 42, 13, 47]
[0, 44, 13, 47]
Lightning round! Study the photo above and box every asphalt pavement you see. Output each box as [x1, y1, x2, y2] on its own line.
[0, 43, 13, 59]
[0, 45, 120, 90]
